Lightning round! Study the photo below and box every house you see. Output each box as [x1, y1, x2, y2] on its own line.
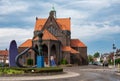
[0, 49, 9, 64]
[115, 49, 120, 59]
[18, 9, 88, 66]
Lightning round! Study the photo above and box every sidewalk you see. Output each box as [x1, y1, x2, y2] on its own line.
[0, 71, 80, 81]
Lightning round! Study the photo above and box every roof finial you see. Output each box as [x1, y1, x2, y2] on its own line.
[51, 4, 55, 11]
[50, 4, 56, 18]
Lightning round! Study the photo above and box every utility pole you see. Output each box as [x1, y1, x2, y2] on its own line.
[113, 43, 116, 69]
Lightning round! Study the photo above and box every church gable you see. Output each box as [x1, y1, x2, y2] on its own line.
[44, 15, 63, 37]
[34, 18, 71, 32]
[35, 10, 62, 32]
[41, 11, 69, 40]
[34, 10, 71, 32]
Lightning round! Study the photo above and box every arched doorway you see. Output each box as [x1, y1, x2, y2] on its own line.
[35, 45, 38, 64]
[42, 44, 48, 65]
[51, 45, 57, 64]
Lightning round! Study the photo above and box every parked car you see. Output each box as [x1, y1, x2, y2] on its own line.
[93, 61, 102, 66]
[89, 62, 93, 65]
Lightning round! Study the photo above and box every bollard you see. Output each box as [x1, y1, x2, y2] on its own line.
[118, 64, 120, 72]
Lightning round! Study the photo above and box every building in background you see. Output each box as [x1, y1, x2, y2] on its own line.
[18, 9, 88, 66]
[0, 49, 9, 64]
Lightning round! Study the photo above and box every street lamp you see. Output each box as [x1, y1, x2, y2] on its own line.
[113, 43, 116, 69]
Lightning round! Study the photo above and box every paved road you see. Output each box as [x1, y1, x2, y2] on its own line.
[45, 65, 120, 81]
[0, 65, 120, 81]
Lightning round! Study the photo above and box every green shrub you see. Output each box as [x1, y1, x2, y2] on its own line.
[60, 59, 68, 65]
[0, 67, 24, 75]
[27, 59, 33, 66]
[14, 67, 63, 73]
[100, 59, 103, 63]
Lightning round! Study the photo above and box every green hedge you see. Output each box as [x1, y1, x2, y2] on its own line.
[16, 67, 63, 73]
[0, 67, 63, 75]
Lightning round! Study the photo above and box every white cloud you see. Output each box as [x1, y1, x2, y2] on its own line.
[59, 0, 111, 11]
[0, 0, 29, 15]
[71, 24, 120, 41]
[0, 27, 33, 49]
[57, 9, 87, 19]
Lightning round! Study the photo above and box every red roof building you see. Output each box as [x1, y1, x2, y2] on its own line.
[0, 49, 9, 64]
[18, 10, 88, 66]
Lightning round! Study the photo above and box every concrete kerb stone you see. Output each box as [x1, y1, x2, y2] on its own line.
[0, 71, 80, 81]
[116, 72, 120, 76]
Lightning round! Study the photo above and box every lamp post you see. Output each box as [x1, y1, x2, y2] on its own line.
[113, 43, 116, 69]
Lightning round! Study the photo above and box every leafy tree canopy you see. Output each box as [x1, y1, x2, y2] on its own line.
[88, 55, 93, 62]
[94, 52, 100, 58]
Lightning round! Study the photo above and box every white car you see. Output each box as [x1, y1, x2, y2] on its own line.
[93, 62, 102, 66]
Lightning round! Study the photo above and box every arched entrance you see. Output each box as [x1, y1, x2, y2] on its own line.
[51, 45, 57, 64]
[35, 45, 38, 64]
[42, 44, 48, 65]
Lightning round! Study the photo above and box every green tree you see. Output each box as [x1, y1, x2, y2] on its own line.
[115, 58, 120, 64]
[88, 55, 93, 63]
[94, 52, 100, 58]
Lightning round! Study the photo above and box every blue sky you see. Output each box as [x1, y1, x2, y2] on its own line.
[0, 0, 120, 55]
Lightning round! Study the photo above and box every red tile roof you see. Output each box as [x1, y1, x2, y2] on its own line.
[34, 18, 71, 31]
[0, 50, 8, 55]
[71, 39, 86, 47]
[19, 39, 32, 47]
[34, 18, 47, 31]
[19, 30, 58, 48]
[62, 46, 79, 54]
[34, 29, 58, 41]
[56, 18, 70, 31]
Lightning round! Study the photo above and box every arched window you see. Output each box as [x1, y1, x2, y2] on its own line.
[42, 44, 48, 64]
[51, 45, 56, 56]
[42, 44, 48, 57]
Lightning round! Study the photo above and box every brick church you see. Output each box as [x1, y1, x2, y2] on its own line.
[18, 9, 88, 66]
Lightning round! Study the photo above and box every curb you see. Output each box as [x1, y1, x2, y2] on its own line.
[0, 71, 80, 81]
[116, 72, 120, 76]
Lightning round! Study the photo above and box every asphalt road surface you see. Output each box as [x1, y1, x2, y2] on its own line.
[0, 65, 120, 81]
[43, 65, 120, 81]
